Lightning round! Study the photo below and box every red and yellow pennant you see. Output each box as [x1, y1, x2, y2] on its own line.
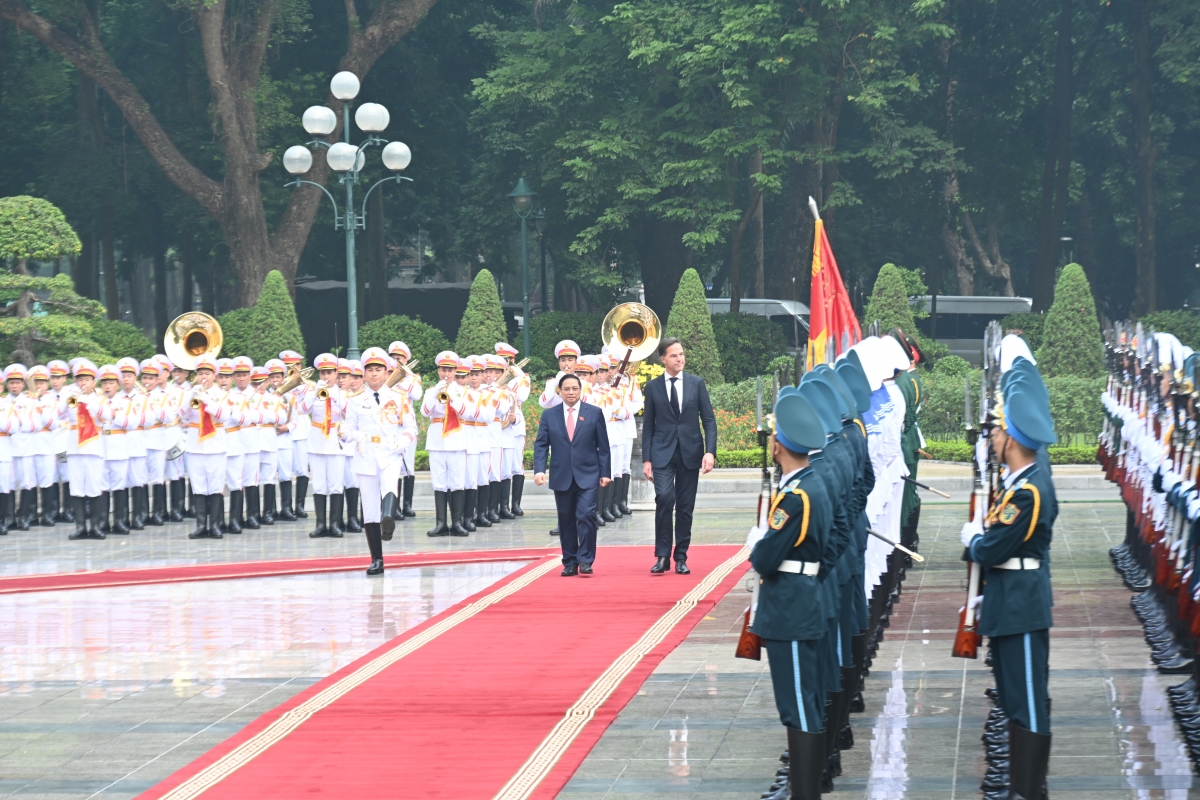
[806, 217, 861, 370]
[76, 400, 100, 447]
[198, 405, 217, 443]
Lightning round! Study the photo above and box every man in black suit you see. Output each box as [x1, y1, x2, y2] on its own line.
[534, 374, 611, 576]
[640, 337, 717, 574]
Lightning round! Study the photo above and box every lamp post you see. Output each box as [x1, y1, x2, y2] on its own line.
[508, 178, 537, 358]
[282, 71, 412, 359]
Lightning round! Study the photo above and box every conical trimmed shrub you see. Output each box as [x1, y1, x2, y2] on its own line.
[862, 263, 920, 338]
[219, 270, 305, 365]
[1036, 263, 1103, 378]
[455, 268, 509, 357]
[664, 268, 723, 385]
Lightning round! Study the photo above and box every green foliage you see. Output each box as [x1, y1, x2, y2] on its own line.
[709, 313, 789, 384]
[89, 318, 155, 362]
[664, 268, 723, 385]
[933, 355, 974, 377]
[918, 369, 980, 438]
[920, 440, 1097, 465]
[218, 270, 304, 365]
[0, 196, 81, 262]
[999, 313, 1046, 353]
[1043, 376, 1106, 440]
[1035, 263, 1104, 378]
[862, 264, 921, 338]
[714, 450, 765, 468]
[1140, 310, 1200, 351]
[897, 267, 930, 318]
[454, 269, 509, 357]
[358, 315, 452, 373]
[528, 312, 605, 364]
[710, 377, 775, 418]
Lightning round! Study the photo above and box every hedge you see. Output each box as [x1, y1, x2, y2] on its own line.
[999, 312, 1045, 352]
[1139, 310, 1200, 351]
[1036, 263, 1103, 378]
[358, 314, 451, 371]
[528, 311, 605, 365]
[710, 312, 789, 383]
[219, 270, 305, 365]
[920, 441, 1098, 465]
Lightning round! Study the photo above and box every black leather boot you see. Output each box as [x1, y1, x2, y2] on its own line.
[188, 494, 209, 539]
[610, 480, 624, 518]
[16, 489, 33, 530]
[511, 474, 525, 515]
[450, 490, 470, 536]
[327, 493, 345, 537]
[59, 483, 74, 522]
[599, 483, 616, 523]
[184, 486, 197, 519]
[294, 475, 309, 518]
[148, 484, 166, 526]
[96, 491, 111, 534]
[0, 493, 10, 535]
[345, 487, 363, 532]
[1008, 722, 1051, 800]
[463, 489, 478, 532]
[69, 495, 90, 540]
[427, 491, 450, 537]
[596, 484, 608, 527]
[226, 491, 243, 534]
[169, 479, 185, 522]
[261, 484, 276, 525]
[488, 481, 502, 523]
[244, 485, 262, 529]
[86, 495, 105, 539]
[618, 474, 632, 515]
[402, 475, 416, 517]
[309, 494, 329, 538]
[208, 494, 225, 538]
[278, 480, 297, 521]
[787, 727, 826, 800]
[39, 487, 57, 526]
[111, 490, 131, 534]
[381, 492, 399, 540]
[475, 483, 492, 527]
[130, 487, 146, 530]
[365, 523, 384, 575]
[498, 478, 515, 519]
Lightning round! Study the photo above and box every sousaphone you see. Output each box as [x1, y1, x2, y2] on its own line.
[164, 312, 223, 370]
[601, 302, 661, 386]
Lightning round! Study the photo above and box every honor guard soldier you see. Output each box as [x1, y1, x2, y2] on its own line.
[281, 350, 311, 518]
[263, 359, 298, 521]
[215, 358, 246, 533]
[422, 352, 471, 536]
[182, 356, 230, 539]
[139, 359, 167, 526]
[228, 357, 260, 530]
[93, 364, 126, 534]
[483, 355, 512, 522]
[114, 358, 150, 530]
[7, 365, 38, 529]
[342, 361, 366, 532]
[340, 347, 417, 575]
[302, 353, 348, 538]
[960, 368, 1057, 800]
[0, 367, 22, 532]
[747, 391, 833, 800]
[389, 341, 422, 518]
[46, 361, 73, 523]
[461, 355, 489, 533]
[256, 360, 285, 523]
[888, 329, 925, 557]
[496, 343, 530, 515]
[161, 357, 188, 521]
[25, 365, 58, 526]
[539, 340, 580, 409]
[244, 364, 271, 526]
[57, 360, 107, 539]
[599, 353, 629, 523]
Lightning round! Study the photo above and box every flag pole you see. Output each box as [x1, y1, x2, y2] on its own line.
[808, 196, 821, 222]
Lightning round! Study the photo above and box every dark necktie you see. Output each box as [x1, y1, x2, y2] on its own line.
[669, 377, 680, 416]
[374, 391, 380, 405]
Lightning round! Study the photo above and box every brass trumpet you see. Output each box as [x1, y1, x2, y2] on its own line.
[385, 359, 420, 389]
[66, 395, 79, 408]
[436, 381, 454, 403]
[190, 397, 204, 410]
[317, 385, 331, 400]
[497, 358, 530, 388]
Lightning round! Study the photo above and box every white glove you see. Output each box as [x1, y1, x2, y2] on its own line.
[969, 594, 983, 611]
[746, 525, 767, 549]
[960, 520, 984, 549]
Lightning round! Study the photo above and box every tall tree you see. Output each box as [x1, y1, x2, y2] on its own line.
[1131, 0, 1157, 314]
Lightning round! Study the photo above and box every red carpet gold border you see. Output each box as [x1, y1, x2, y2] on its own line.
[158, 557, 561, 800]
[492, 546, 750, 800]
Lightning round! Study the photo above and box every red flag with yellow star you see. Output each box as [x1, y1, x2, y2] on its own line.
[806, 217, 861, 370]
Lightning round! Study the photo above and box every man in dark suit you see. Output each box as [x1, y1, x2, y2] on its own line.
[640, 337, 717, 574]
[534, 373, 611, 576]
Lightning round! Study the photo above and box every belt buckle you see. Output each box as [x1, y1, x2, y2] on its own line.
[371, 436, 382, 444]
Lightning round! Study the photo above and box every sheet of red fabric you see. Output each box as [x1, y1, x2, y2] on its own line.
[0, 547, 554, 595]
[138, 544, 748, 800]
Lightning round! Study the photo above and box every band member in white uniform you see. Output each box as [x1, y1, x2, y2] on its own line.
[140, 359, 168, 526]
[539, 340, 580, 410]
[495, 344, 530, 516]
[263, 359, 297, 521]
[388, 341, 422, 518]
[340, 347, 417, 575]
[216, 358, 245, 534]
[244, 364, 271, 527]
[111, 358, 149, 530]
[461, 356, 490, 533]
[300, 353, 347, 538]
[254, 361, 283, 524]
[24, 365, 58, 527]
[181, 356, 229, 539]
[46, 360, 73, 523]
[57, 360, 107, 539]
[7, 365, 38, 530]
[281, 350, 310, 519]
[480, 355, 509, 521]
[0, 368, 16, 534]
[422, 352, 471, 536]
[163, 358, 189, 520]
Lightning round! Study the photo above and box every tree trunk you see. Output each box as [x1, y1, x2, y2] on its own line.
[728, 179, 742, 314]
[366, 186, 389, 322]
[1032, 0, 1073, 311]
[750, 148, 764, 298]
[101, 204, 119, 320]
[938, 39, 975, 296]
[181, 237, 195, 314]
[1132, 0, 1157, 315]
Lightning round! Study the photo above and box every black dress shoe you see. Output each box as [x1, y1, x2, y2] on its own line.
[366, 558, 385, 576]
[650, 557, 669, 574]
[561, 564, 579, 576]
[579, 564, 593, 574]
[675, 561, 690, 575]
[550, 526, 560, 536]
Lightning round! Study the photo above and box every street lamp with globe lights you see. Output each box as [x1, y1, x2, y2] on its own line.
[508, 177, 537, 359]
[283, 71, 412, 359]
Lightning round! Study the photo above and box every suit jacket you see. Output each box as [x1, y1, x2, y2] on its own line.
[533, 400, 611, 492]
[640, 371, 717, 470]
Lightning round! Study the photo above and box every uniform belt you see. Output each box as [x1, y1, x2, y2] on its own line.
[188, 423, 226, 429]
[226, 426, 241, 432]
[432, 417, 445, 423]
[103, 430, 125, 435]
[995, 557, 1041, 570]
[778, 560, 820, 576]
[148, 423, 164, 429]
[370, 436, 382, 444]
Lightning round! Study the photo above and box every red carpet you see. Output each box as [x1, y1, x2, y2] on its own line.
[0, 548, 554, 595]
[138, 544, 749, 800]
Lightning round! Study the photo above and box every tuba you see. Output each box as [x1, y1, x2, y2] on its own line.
[601, 302, 661, 386]
[278, 366, 315, 395]
[497, 358, 529, 388]
[385, 359, 420, 389]
[164, 312, 223, 370]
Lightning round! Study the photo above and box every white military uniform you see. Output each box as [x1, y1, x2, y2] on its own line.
[422, 377, 470, 492]
[341, 384, 417, 523]
[302, 380, 348, 495]
[165, 377, 189, 482]
[57, 384, 106, 498]
[181, 382, 229, 495]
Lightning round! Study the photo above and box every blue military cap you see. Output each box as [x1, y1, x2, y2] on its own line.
[798, 381, 841, 436]
[835, 361, 872, 413]
[1000, 386, 1057, 450]
[810, 365, 858, 420]
[1003, 371, 1049, 406]
[774, 393, 827, 454]
[1002, 356, 1046, 394]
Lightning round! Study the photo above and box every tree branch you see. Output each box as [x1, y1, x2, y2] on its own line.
[0, 0, 225, 218]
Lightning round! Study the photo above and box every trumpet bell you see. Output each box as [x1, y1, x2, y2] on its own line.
[164, 312, 223, 370]
[601, 302, 662, 363]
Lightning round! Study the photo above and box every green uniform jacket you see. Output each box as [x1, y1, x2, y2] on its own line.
[750, 468, 831, 642]
[969, 465, 1057, 637]
[896, 369, 922, 522]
